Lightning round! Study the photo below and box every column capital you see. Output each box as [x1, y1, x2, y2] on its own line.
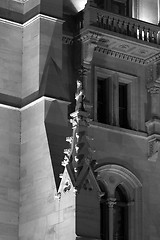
[148, 86, 160, 94]
[147, 77, 160, 94]
[107, 198, 116, 208]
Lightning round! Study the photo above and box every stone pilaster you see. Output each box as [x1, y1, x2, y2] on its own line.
[146, 69, 160, 161]
[107, 198, 116, 240]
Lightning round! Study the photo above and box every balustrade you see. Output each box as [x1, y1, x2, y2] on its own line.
[75, 6, 160, 45]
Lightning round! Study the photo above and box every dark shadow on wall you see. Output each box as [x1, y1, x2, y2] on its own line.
[38, 17, 76, 102]
[44, 100, 72, 190]
[39, 55, 69, 101]
[22, 17, 76, 107]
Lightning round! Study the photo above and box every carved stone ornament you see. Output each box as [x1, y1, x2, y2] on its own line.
[107, 198, 116, 208]
[63, 179, 71, 193]
[148, 86, 160, 94]
[62, 35, 73, 45]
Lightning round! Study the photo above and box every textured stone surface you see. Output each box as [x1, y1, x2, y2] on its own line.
[19, 98, 73, 240]
[0, 106, 20, 240]
[0, 22, 22, 100]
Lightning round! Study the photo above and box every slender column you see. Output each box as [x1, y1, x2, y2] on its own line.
[107, 198, 116, 240]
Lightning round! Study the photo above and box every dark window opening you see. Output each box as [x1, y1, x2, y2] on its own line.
[94, 0, 130, 17]
[114, 185, 128, 240]
[100, 185, 109, 240]
[100, 184, 128, 240]
[111, 0, 129, 16]
[95, 0, 105, 9]
[119, 83, 129, 129]
[97, 78, 110, 124]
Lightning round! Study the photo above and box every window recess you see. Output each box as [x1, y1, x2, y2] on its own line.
[97, 77, 110, 124]
[94, 67, 138, 130]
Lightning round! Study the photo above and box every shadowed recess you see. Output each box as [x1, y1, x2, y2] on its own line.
[39, 56, 70, 101]
[44, 100, 71, 190]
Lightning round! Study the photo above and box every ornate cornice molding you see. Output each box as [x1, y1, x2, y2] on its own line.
[95, 46, 146, 64]
[0, 13, 63, 28]
[78, 31, 102, 43]
[75, 29, 160, 65]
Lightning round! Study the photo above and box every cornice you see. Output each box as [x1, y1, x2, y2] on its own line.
[24, 14, 64, 27]
[0, 97, 70, 112]
[78, 30, 102, 43]
[95, 46, 146, 64]
[0, 14, 64, 28]
[76, 29, 160, 65]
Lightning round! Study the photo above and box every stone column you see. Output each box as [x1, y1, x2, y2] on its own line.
[107, 198, 116, 240]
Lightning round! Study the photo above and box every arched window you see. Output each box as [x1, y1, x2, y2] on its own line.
[96, 164, 142, 240]
[114, 185, 128, 240]
[100, 184, 128, 240]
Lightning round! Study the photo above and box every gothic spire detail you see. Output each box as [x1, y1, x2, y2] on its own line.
[61, 67, 96, 191]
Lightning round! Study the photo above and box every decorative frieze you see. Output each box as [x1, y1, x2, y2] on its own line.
[75, 29, 160, 65]
[95, 46, 146, 64]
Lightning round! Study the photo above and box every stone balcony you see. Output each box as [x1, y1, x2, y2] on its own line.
[66, 4, 160, 65]
[75, 5, 160, 46]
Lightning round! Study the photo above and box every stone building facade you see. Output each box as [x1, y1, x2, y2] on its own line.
[0, 0, 160, 240]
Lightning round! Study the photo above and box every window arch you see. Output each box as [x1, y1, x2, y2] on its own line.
[96, 164, 142, 240]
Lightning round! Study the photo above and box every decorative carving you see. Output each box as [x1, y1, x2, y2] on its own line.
[148, 86, 160, 94]
[63, 179, 71, 193]
[61, 155, 69, 167]
[107, 198, 116, 208]
[62, 35, 73, 45]
[118, 44, 130, 49]
[76, 29, 160, 65]
[95, 46, 146, 64]
[64, 148, 71, 157]
[139, 49, 148, 55]
[66, 136, 73, 144]
[79, 31, 101, 43]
